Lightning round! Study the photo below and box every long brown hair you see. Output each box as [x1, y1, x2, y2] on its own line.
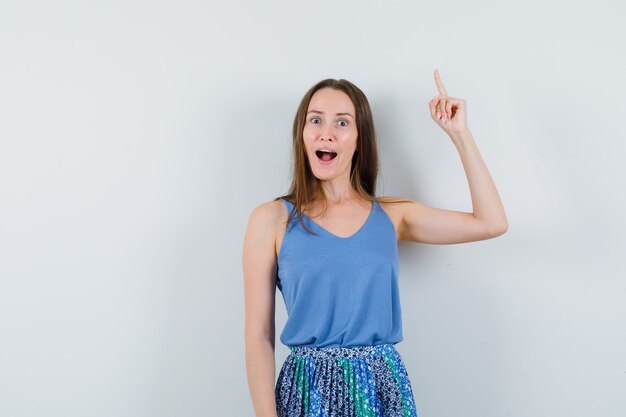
[275, 78, 410, 235]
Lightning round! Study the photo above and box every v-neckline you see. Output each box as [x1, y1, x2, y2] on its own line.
[300, 200, 375, 240]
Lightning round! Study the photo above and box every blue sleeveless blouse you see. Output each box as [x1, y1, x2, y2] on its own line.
[276, 198, 404, 348]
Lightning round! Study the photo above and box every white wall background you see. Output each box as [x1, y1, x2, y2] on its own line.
[1, 1, 624, 416]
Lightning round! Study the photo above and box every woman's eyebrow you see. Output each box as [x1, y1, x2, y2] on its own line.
[307, 110, 354, 118]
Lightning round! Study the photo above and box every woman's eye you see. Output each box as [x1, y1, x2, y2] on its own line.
[310, 117, 321, 124]
[338, 120, 348, 127]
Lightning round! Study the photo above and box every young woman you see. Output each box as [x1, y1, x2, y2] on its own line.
[243, 69, 508, 417]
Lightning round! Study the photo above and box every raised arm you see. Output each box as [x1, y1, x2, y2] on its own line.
[242, 201, 281, 417]
[394, 68, 508, 244]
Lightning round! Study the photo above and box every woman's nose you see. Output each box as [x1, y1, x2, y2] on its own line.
[320, 124, 335, 140]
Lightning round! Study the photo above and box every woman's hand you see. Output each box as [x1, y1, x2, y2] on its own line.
[428, 68, 469, 137]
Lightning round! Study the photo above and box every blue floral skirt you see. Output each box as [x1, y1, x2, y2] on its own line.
[275, 343, 419, 417]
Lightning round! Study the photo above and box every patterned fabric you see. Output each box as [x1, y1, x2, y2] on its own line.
[275, 343, 419, 417]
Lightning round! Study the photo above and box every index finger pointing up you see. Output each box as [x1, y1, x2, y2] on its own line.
[434, 68, 448, 96]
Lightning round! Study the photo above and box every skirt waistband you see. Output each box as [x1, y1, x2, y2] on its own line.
[288, 342, 398, 360]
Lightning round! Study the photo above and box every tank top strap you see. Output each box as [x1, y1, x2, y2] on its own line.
[279, 197, 296, 220]
[279, 197, 294, 208]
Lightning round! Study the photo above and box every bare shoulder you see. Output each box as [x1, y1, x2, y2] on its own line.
[249, 198, 284, 219]
[246, 199, 287, 234]
[245, 198, 289, 258]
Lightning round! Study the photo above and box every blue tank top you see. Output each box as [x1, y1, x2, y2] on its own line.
[276, 197, 404, 348]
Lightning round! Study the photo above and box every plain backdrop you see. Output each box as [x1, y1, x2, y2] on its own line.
[1, 1, 625, 416]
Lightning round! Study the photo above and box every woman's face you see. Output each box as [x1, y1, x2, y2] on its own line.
[303, 88, 358, 181]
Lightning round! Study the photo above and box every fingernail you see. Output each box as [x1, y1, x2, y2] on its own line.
[436, 111, 441, 118]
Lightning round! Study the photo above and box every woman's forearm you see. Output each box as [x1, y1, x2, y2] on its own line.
[451, 129, 508, 234]
[245, 334, 279, 417]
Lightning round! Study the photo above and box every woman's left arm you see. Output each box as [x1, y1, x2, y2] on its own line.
[451, 129, 508, 233]
[396, 69, 508, 244]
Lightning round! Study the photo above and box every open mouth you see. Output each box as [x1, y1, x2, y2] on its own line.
[315, 150, 337, 162]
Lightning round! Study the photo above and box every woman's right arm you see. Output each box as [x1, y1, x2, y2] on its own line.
[242, 201, 281, 417]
